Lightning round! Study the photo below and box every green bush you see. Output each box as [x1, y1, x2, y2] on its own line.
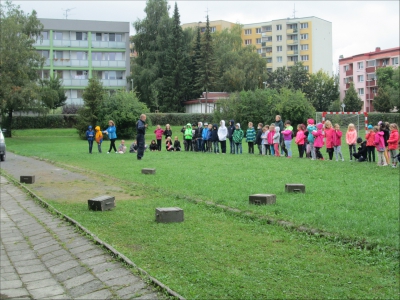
[146, 113, 214, 126]
[9, 115, 77, 129]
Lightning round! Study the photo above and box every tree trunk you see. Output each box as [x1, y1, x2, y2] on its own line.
[6, 109, 13, 138]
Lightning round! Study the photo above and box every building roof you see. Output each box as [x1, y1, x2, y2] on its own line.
[339, 47, 400, 64]
[183, 92, 229, 105]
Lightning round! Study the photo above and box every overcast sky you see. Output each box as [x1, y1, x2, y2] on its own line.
[13, 0, 400, 73]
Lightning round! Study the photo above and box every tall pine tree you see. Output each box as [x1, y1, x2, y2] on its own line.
[161, 3, 191, 112]
[188, 26, 203, 99]
[343, 82, 363, 112]
[196, 15, 216, 112]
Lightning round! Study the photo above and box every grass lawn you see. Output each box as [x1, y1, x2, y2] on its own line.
[4, 128, 399, 299]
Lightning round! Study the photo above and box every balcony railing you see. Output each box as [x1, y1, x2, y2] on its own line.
[287, 39, 298, 45]
[287, 61, 295, 66]
[53, 40, 89, 48]
[366, 66, 376, 73]
[261, 53, 266, 58]
[366, 80, 376, 87]
[266, 52, 272, 57]
[366, 94, 376, 100]
[33, 40, 50, 47]
[287, 50, 298, 56]
[345, 69, 353, 76]
[43, 59, 51, 66]
[91, 41, 125, 49]
[67, 98, 84, 105]
[92, 60, 126, 67]
[53, 59, 89, 67]
[261, 32, 272, 37]
[62, 79, 89, 86]
[100, 79, 126, 87]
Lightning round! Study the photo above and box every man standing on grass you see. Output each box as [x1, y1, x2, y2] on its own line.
[136, 114, 147, 160]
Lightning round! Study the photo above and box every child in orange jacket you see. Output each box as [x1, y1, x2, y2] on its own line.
[95, 126, 103, 153]
[365, 125, 375, 162]
[387, 123, 399, 168]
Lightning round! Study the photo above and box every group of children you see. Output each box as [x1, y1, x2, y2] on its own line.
[85, 119, 399, 167]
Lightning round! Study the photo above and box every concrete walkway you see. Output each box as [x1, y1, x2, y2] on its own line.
[0, 153, 167, 299]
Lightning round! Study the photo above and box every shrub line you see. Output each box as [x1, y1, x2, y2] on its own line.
[2, 171, 186, 300]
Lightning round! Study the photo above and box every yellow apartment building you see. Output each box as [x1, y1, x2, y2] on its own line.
[182, 16, 332, 74]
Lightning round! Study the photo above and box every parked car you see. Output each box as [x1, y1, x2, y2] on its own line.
[0, 129, 6, 161]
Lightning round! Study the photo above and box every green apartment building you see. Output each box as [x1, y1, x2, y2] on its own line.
[34, 19, 130, 105]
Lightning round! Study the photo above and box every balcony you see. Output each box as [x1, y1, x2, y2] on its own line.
[92, 60, 126, 68]
[287, 39, 298, 45]
[366, 94, 376, 100]
[261, 32, 272, 37]
[62, 79, 89, 86]
[366, 66, 375, 73]
[287, 50, 298, 56]
[33, 40, 50, 47]
[287, 61, 295, 66]
[53, 59, 89, 67]
[265, 52, 272, 57]
[261, 53, 266, 58]
[366, 80, 377, 87]
[345, 69, 353, 76]
[92, 41, 125, 49]
[286, 28, 298, 34]
[266, 63, 273, 68]
[100, 79, 126, 87]
[53, 40, 88, 48]
[43, 59, 51, 66]
[67, 98, 84, 105]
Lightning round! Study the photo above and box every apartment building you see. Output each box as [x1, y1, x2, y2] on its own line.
[242, 17, 332, 74]
[181, 20, 234, 33]
[182, 16, 332, 74]
[339, 47, 400, 112]
[34, 19, 130, 106]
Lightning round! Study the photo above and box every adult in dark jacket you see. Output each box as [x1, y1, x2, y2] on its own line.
[227, 120, 236, 154]
[211, 124, 219, 153]
[195, 122, 203, 152]
[136, 114, 147, 160]
[352, 137, 367, 162]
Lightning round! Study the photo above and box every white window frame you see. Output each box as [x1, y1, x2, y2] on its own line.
[276, 35, 282, 41]
[257, 49, 262, 54]
[277, 46, 282, 52]
[304, 66, 309, 71]
[344, 65, 349, 71]
[301, 44, 308, 51]
[245, 39, 252, 45]
[210, 27, 216, 33]
[357, 62, 364, 70]
[300, 23, 308, 29]
[358, 75, 364, 82]
[277, 56, 282, 63]
[300, 34, 308, 40]
[256, 38, 261, 44]
[276, 24, 282, 31]
[256, 28, 261, 34]
[244, 29, 252, 35]
[392, 57, 399, 65]
[301, 55, 309, 61]
[358, 88, 364, 95]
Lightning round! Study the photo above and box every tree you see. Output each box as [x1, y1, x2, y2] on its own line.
[39, 76, 67, 111]
[99, 91, 150, 139]
[161, 3, 191, 112]
[376, 66, 399, 111]
[264, 67, 291, 91]
[373, 87, 392, 113]
[304, 70, 339, 111]
[343, 82, 362, 112]
[131, 0, 171, 110]
[0, 1, 44, 137]
[196, 14, 216, 110]
[187, 26, 203, 99]
[328, 99, 342, 112]
[288, 62, 310, 92]
[75, 77, 105, 138]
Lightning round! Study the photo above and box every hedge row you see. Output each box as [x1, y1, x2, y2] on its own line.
[8, 115, 78, 129]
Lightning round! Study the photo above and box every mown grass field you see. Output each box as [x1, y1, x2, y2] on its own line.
[3, 128, 399, 299]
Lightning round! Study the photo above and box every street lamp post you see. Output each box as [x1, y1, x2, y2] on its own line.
[341, 103, 345, 112]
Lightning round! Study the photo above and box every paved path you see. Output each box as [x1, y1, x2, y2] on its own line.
[0, 154, 164, 299]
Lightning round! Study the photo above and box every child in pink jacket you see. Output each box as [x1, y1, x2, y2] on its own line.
[154, 125, 164, 151]
[346, 123, 357, 161]
[295, 124, 306, 158]
[312, 123, 324, 160]
[333, 124, 344, 161]
[267, 124, 275, 156]
[374, 126, 387, 166]
[387, 123, 399, 168]
[324, 120, 335, 160]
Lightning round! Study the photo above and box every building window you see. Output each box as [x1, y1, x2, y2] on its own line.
[277, 46, 282, 52]
[357, 62, 364, 69]
[95, 33, 102, 41]
[366, 60, 376, 67]
[276, 24, 282, 30]
[304, 66, 309, 71]
[37, 50, 49, 58]
[75, 71, 88, 79]
[104, 71, 123, 80]
[358, 88, 364, 95]
[256, 38, 261, 44]
[301, 44, 308, 50]
[277, 56, 282, 63]
[53, 31, 62, 40]
[76, 52, 87, 60]
[301, 55, 309, 61]
[257, 49, 261, 54]
[300, 34, 308, 40]
[300, 22, 308, 29]
[344, 65, 349, 71]
[392, 57, 399, 65]
[40, 31, 49, 40]
[76, 32, 87, 41]
[276, 35, 282, 41]
[54, 70, 63, 79]
[267, 58, 272, 63]
[245, 39, 252, 45]
[92, 52, 102, 60]
[54, 51, 63, 59]
[358, 75, 364, 82]
[210, 27, 216, 33]
[256, 28, 261, 34]
[244, 29, 252, 35]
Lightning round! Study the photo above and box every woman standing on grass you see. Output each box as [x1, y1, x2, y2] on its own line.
[103, 120, 117, 153]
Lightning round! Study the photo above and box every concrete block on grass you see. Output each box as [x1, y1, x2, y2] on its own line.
[155, 207, 184, 223]
[249, 194, 276, 205]
[285, 183, 305, 193]
[88, 195, 115, 211]
[141, 168, 156, 174]
[20, 175, 35, 184]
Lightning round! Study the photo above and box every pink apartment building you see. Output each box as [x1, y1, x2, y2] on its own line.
[339, 47, 399, 112]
